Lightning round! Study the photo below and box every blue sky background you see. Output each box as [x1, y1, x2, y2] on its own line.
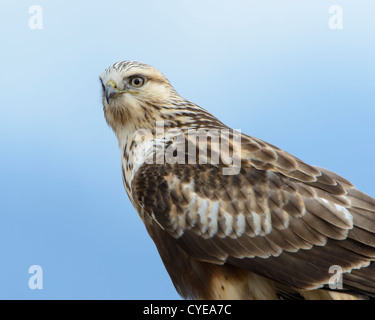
[0, 0, 374, 299]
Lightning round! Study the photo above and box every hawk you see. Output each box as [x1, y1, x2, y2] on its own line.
[99, 61, 375, 300]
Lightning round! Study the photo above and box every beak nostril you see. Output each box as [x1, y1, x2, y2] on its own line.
[107, 80, 118, 89]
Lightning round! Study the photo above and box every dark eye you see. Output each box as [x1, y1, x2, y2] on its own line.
[130, 77, 144, 87]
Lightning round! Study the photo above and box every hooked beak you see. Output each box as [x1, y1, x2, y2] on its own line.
[105, 81, 118, 104]
[104, 80, 138, 103]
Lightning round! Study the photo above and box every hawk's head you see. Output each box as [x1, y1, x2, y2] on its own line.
[100, 60, 223, 141]
[99, 61, 177, 132]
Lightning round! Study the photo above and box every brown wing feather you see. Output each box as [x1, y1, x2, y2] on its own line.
[131, 133, 375, 296]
